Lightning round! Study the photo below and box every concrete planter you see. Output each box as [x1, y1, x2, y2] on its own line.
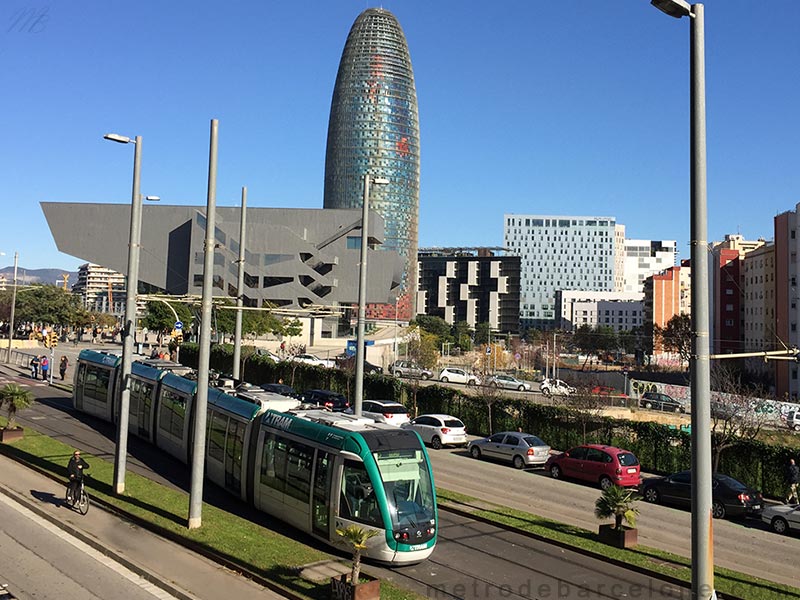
[0, 427, 24, 443]
[598, 524, 638, 549]
[330, 574, 380, 600]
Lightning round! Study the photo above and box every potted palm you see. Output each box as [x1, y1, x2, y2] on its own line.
[594, 484, 641, 549]
[331, 524, 381, 600]
[0, 383, 33, 443]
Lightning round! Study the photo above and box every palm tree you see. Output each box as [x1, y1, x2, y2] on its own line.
[594, 484, 641, 530]
[335, 524, 379, 583]
[0, 383, 34, 430]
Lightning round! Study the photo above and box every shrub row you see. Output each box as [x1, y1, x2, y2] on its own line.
[180, 343, 796, 498]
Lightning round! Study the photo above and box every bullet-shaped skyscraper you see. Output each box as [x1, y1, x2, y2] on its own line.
[323, 8, 420, 321]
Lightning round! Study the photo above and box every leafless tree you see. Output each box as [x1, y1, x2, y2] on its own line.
[469, 380, 507, 435]
[552, 386, 607, 444]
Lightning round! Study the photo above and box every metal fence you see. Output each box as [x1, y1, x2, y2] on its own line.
[0, 347, 41, 370]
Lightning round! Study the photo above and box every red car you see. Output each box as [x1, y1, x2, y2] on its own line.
[544, 444, 641, 490]
[591, 385, 628, 398]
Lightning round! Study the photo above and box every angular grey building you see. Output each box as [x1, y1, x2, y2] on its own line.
[323, 8, 420, 322]
[42, 202, 403, 338]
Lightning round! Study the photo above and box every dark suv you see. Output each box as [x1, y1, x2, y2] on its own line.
[640, 392, 687, 413]
[299, 389, 350, 412]
[389, 360, 433, 379]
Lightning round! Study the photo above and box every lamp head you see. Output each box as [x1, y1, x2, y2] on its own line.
[373, 177, 390, 185]
[651, 0, 692, 18]
[103, 133, 132, 144]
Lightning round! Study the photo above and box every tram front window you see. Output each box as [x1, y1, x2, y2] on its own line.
[374, 449, 436, 543]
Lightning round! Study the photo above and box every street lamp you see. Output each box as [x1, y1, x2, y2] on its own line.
[5, 252, 18, 363]
[650, 3, 713, 600]
[354, 173, 389, 416]
[104, 132, 143, 495]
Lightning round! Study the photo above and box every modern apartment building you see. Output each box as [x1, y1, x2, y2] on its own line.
[555, 290, 644, 333]
[417, 248, 520, 333]
[504, 214, 624, 329]
[742, 243, 776, 381]
[623, 239, 678, 294]
[323, 8, 420, 322]
[775, 209, 800, 400]
[72, 263, 126, 314]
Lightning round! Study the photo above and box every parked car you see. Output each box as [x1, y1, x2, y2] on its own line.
[544, 444, 641, 490]
[539, 378, 575, 397]
[298, 389, 350, 412]
[438, 367, 480, 386]
[401, 414, 468, 449]
[468, 431, 550, 469]
[389, 360, 433, 379]
[259, 382, 296, 397]
[761, 503, 800, 534]
[642, 471, 763, 519]
[639, 392, 687, 413]
[255, 348, 283, 362]
[786, 410, 800, 432]
[335, 354, 384, 374]
[591, 385, 627, 398]
[486, 374, 531, 391]
[357, 400, 410, 426]
[290, 354, 336, 368]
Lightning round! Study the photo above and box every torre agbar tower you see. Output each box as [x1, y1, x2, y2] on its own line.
[323, 8, 420, 322]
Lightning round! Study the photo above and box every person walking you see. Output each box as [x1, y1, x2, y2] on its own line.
[59, 355, 69, 381]
[787, 458, 800, 504]
[29, 355, 40, 379]
[40, 355, 50, 381]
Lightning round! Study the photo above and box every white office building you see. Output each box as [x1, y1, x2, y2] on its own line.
[504, 214, 625, 328]
[623, 239, 678, 294]
[555, 290, 644, 332]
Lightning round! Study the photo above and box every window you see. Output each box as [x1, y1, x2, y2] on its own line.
[340, 460, 381, 527]
[159, 389, 187, 439]
[347, 236, 362, 250]
[259, 434, 313, 502]
[208, 411, 228, 462]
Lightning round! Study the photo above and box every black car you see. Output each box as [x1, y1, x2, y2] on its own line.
[335, 355, 384, 374]
[259, 382, 296, 396]
[642, 471, 763, 519]
[299, 389, 350, 412]
[639, 392, 687, 413]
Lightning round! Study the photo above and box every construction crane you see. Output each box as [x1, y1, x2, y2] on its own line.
[108, 280, 113, 312]
[60, 274, 69, 290]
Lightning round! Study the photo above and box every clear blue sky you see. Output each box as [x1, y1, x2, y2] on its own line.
[1, 1, 798, 271]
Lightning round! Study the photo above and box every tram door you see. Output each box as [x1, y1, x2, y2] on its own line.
[312, 451, 332, 538]
[225, 419, 245, 493]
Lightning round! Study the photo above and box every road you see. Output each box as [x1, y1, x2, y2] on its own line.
[427, 446, 800, 589]
[0, 492, 177, 600]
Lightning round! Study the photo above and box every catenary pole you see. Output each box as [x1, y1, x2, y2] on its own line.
[189, 119, 218, 529]
[354, 174, 371, 417]
[6, 252, 18, 363]
[232, 187, 247, 381]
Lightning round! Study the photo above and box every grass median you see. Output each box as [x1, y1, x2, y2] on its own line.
[0, 421, 423, 600]
[437, 488, 800, 600]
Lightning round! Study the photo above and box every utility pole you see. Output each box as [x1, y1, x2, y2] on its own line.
[5, 252, 18, 363]
[232, 186, 247, 381]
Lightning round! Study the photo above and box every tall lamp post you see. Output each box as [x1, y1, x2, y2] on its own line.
[650, 2, 712, 599]
[5, 252, 18, 362]
[354, 173, 389, 416]
[104, 132, 146, 495]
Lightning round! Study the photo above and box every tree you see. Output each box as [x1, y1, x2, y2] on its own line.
[141, 301, 193, 335]
[0, 284, 84, 326]
[451, 320, 473, 352]
[405, 326, 440, 417]
[470, 380, 505, 436]
[336, 523, 379, 583]
[474, 322, 491, 345]
[0, 383, 34, 430]
[594, 484, 641, 530]
[213, 300, 284, 337]
[656, 314, 692, 368]
[552, 386, 607, 444]
[282, 318, 303, 340]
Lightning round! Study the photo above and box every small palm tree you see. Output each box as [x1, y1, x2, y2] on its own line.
[0, 383, 34, 430]
[594, 484, 641, 530]
[336, 524, 379, 584]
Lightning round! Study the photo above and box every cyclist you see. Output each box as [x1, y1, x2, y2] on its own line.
[66, 450, 89, 502]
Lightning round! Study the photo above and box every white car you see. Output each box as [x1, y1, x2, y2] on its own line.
[761, 503, 800, 534]
[401, 414, 468, 449]
[539, 378, 575, 397]
[359, 400, 410, 426]
[290, 353, 336, 368]
[438, 367, 480, 386]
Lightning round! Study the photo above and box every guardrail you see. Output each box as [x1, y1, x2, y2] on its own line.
[0, 347, 41, 369]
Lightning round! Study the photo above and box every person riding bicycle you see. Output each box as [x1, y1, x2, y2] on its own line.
[66, 450, 89, 502]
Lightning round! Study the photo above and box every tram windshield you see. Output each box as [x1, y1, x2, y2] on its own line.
[374, 449, 436, 531]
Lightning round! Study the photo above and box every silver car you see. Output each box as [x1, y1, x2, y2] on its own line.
[468, 431, 551, 469]
[487, 374, 531, 391]
[761, 503, 800, 534]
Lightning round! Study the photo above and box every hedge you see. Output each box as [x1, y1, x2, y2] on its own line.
[179, 343, 796, 499]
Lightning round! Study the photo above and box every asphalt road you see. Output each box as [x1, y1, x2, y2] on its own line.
[2, 366, 706, 599]
[427, 446, 800, 589]
[0, 492, 176, 600]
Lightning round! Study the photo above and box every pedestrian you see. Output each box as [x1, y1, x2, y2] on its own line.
[150, 347, 159, 359]
[40, 355, 50, 381]
[29, 355, 40, 379]
[787, 458, 800, 504]
[59, 355, 69, 381]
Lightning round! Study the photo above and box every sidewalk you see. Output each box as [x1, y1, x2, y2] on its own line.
[0, 454, 289, 600]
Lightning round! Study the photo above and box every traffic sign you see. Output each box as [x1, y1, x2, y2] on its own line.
[486, 346, 492, 355]
[515, 353, 521, 361]
[174, 321, 183, 330]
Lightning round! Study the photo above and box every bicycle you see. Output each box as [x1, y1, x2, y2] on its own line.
[65, 475, 90, 515]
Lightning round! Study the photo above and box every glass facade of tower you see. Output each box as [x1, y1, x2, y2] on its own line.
[323, 8, 420, 321]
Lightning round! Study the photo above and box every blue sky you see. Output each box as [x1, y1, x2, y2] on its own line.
[1, 1, 798, 271]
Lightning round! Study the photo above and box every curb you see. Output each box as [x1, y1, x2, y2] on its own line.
[438, 501, 748, 600]
[0, 452, 310, 600]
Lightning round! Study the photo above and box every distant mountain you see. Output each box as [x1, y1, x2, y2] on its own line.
[0, 266, 78, 288]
